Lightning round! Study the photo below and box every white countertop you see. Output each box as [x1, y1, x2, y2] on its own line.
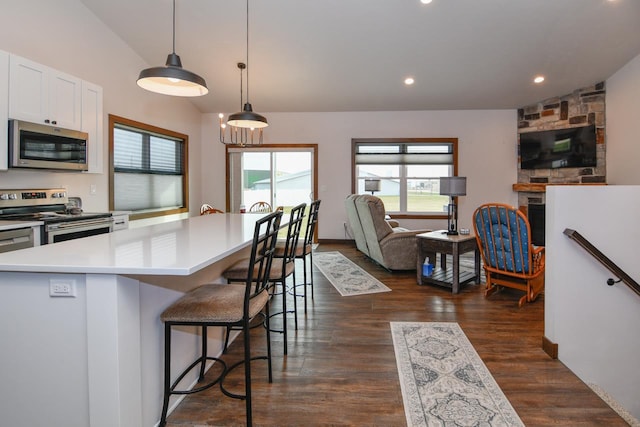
[0, 213, 269, 275]
[0, 220, 43, 231]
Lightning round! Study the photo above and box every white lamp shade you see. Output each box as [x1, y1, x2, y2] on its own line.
[440, 177, 467, 196]
[364, 179, 381, 192]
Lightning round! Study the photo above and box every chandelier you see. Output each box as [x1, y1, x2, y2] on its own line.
[219, 63, 266, 145]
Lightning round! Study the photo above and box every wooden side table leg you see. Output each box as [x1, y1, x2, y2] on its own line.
[452, 243, 460, 294]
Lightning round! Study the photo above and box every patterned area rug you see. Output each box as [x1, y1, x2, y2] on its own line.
[313, 251, 391, 296]
[390, 322, 523, 427]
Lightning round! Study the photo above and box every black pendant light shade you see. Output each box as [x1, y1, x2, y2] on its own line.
[227, 103, 268, 129]
[136, 1, 208, 97]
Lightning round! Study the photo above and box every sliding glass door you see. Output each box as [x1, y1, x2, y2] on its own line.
[226, 145, 318, 214]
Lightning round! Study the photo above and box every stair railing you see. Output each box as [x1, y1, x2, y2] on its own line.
[563, 228, 640, 297]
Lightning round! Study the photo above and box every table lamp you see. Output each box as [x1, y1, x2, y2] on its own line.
[440, 177, 466, 235]
[364, 179, 381, 195]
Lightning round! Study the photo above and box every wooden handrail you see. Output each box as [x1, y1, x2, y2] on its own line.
[564, 228, 640, 297]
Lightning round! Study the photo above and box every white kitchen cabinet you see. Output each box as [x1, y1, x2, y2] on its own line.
[9, 54, 82, 130]
[0, 50, 8, 171]
[82, 81, 104, 174]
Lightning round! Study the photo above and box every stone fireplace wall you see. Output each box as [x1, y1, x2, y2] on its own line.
[516, 82, 606, 208]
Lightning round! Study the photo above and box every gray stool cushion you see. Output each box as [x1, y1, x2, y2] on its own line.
[161, 284, 270, 323]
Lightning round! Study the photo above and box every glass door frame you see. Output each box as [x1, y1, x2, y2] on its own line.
[225, 143, 319, 237]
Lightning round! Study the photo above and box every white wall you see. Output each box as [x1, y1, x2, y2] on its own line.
[201, 110, 518, 239]
[606, 53, 640, 184]
[545, 186, 640, 419]
[0, 0, 204, 215]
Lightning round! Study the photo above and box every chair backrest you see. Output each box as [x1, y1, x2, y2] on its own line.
[249, 201, 272, 213]
[344, 195, 369, 256]
[245, 210, 283, 309]
[354, 195, 393, 265]
[280, 203, 307, 265]
[302, 199, 321, 249]
[200, 204, 224, 215]
[473, 203, 533, 274]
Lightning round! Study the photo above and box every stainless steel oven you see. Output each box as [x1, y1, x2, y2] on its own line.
[0, 188, 112, 247]
[45, 216, 112, 244]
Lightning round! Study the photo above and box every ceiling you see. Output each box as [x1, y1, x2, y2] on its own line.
[81, 0, 640, 114]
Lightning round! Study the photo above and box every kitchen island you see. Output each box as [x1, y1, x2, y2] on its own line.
[0, 213, 269, 427]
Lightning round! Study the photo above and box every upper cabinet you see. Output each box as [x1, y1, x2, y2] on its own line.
[9, 54, 82, 130]
[0, 51, 9, 171]
[3, 53, 104, 173]
[82, 81, 104, 174]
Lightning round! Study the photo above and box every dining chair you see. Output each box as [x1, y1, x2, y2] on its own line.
[249, 201, 272, 213]
[159, 210, 282, 427]
[200, 204, 224, 215]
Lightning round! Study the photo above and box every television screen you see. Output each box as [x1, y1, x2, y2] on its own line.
[519, 124, 597, 170]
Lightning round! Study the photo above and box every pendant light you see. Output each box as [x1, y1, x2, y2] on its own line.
[226, 0, 268, 130]
[137, 0, 208, 97]
[219, 62, 264, 145]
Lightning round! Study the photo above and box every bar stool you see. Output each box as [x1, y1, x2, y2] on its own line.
[159, 210, 282, 427]
[276, 199, 321, 313]
[223, 203, 306, 355]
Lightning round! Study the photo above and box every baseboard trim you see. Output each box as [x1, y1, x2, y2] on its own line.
[542, 335, 558, 359]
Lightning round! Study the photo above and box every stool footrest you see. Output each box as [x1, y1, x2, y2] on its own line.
[220, 355, 269, 400]
[169, 356, 226, 396]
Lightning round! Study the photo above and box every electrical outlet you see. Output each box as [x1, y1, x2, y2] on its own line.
[90, 184, 97, 195]
[49, 279, 77, 297]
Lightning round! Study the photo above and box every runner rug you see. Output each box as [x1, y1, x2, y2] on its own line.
[313, 251, 391, 296]
[390, 322, 524, 427]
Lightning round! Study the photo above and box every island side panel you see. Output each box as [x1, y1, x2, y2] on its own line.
[0, 272, 91, 427]
[86, 274, 142, 427]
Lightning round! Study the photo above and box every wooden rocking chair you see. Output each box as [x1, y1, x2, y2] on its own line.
[473, 203, 545, 307]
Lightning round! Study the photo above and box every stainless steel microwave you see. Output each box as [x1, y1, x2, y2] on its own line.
[9, 119, 89, 171]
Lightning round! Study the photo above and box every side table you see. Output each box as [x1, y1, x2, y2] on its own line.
[416, 231, 481, 294]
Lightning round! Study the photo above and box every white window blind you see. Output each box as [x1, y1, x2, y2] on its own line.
[353, 140, 457, 215]
[113, 124, 185, 213]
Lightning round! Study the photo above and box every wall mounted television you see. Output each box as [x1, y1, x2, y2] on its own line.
[519, 124, 597, 170]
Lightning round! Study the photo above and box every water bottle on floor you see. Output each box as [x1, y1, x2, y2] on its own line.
[423, 257, 433, 277]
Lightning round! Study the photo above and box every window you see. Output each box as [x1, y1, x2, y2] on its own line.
[352, 138, 458, 217]
[109, 115, 188, 220]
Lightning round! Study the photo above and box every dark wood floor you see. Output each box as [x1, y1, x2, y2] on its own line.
[165, 242, 628, 426]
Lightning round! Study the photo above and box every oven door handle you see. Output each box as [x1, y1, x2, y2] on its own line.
[46, 218, 112, 230]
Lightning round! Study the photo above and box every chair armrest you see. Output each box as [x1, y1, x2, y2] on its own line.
[386, 219, 400, 228]
[532, 246, 545, 271]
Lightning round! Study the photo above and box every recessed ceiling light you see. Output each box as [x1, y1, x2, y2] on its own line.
[404, 77, 415, 85]
[533, 75, 545, 84]
[420, 0, 433, 4]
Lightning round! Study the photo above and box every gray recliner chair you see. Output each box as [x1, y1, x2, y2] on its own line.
[345, 194, 430, 270]
[345, 194, 370, 256]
